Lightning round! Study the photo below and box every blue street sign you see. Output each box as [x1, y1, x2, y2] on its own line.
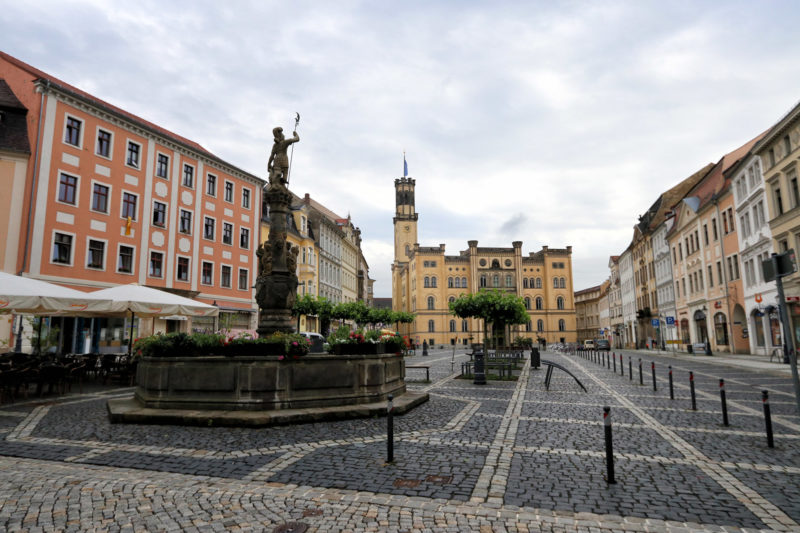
[651, 318, 659, 327]
[665, 316, 675, 326]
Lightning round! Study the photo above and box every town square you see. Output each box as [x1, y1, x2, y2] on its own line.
[2, 1, 800, 532]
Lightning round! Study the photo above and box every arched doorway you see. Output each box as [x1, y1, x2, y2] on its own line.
[768, 307, 782, 348]
[680, 318, 690, 344]
[732, 304, 748, 353]
[714, 312, 728, 346]
[694, 310, 708, 343]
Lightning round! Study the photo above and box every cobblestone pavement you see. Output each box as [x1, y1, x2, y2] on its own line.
[0, 347, 799, 532]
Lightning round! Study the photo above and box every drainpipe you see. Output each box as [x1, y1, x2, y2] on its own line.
[713, 194, 735, 353]
[14, 80, 49, 352]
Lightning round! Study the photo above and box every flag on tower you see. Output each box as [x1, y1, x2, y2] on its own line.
[403, 153, 408, 177]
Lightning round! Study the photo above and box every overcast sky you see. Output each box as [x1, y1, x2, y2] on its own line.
[4, 1, 800, 297]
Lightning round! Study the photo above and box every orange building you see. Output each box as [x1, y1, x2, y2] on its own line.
[1, 52, 263, 351]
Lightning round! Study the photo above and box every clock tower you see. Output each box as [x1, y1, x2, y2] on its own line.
[393, 177, 418, 264]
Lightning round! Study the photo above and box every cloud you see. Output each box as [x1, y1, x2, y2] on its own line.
[5, 0, 800, 297]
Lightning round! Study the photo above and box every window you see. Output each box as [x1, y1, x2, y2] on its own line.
[149, 251, 163, 278]
[558, 319, 565, 332]
[65, 116, 82, 146]
[449, 320, 456, 332]
[240, 227, 250, 249]
[524, 297, 531, 309]
[448, 277, 454, 288]
[152, 201, 167, 227]
[428, 320, 435, 332]
[727, 255, 740, 280]
[672, 247, 677, 265]
[774, 185, 784, 215]
[461, 277, 467, 288]
[179, 210, 192, 234]
[791, 175, 800, 209]
[242, 188, 251, 209]
[480, 275, 486, 288]
[91, 183, 109, 213]
[121, 193, 137, 220]
[427, 296, 434, 310]
[553, 277, 559, 288]
[207, 174, 217, 196]
[126, 141, 140, 168]
[557, 296, 564, 310]
[559, 277, 566, 289]
[222, 222, 233, 245]
[462, 320, 468, 332]
[96, 129, 111, 157]
[183, 164, 194, 188]
[769, 148, 776, 167]
[52, 232, 73, 264]
[117, 245, 134, 274]
[87, 239, 105, 269]
[675, 281, 680, 299]
[535, 278, 541, 288]
[525, 321, 532, 332]
[156, 154, 169, 179]
[537, 319, 544, 332]
[523, 278, 529, 288]
[176, 257, 190, 281]
[717, 261, 723, 284]
[707, 265, 713, 288]
[238, 268, 248, 290]
[221, 265, 232, 288]
[58, 173, 78, 205]
[712, 218, 718, 240]
[204, 217, 215, 240]
[506, 274, 513, 287]
[224, 181, 234, 202]
[431, 276, 437, 288]
[726, 208, 735, 232]
[201, 261, 213, 285]
[492, 274, 499, 287]
[784, 135, 792, 157]
[535, 297, 543, 310]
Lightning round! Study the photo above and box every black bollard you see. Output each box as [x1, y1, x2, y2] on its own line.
[603, 406, 616, 484]
[387, 394, 394, 462]
[720, 379, 729, 426]
[606, 351, 610, 369]
[651, 362, 657, 391]
[629, 357, 632, 380]
[613, 352, 616, 373]
[762, 390, 774, 448]
[638, 358, 643, 385]
[668, 366, 674, 400]
[690, 371, 697, 411]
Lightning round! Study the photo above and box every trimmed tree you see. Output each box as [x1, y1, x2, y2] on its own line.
[449, 290, 528, 349]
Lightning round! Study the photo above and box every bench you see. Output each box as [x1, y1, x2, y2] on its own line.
[460, 360, 515, 379]
[406, 365, 430, 382]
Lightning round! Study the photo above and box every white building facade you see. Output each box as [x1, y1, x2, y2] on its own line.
[731, 155, 779, 355]
[620, 248, 638, 348]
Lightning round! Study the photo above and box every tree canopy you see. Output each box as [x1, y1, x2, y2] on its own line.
[449, 290, 528, 325]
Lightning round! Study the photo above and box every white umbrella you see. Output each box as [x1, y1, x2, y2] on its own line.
[87, 283, 218, 356]
[87, 283, 218, 317]
[0, 271, 106, 315]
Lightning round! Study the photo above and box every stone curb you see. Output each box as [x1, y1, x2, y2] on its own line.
[107, 391, 429, 427]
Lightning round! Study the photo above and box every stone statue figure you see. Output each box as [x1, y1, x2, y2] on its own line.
[267, 127, 300, 186]
[256, 241, 272, 276]
[286, 243, 299, 273]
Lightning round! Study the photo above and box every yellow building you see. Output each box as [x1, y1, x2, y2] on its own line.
[391, 176, 577, 346]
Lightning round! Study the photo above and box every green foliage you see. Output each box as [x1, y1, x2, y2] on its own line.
[326, 325, 352, 346]
[449, 290, 528, 325]
[512, 336, 534, 348]
[292, 293, 319, 317]
[132, 331, 310, 358]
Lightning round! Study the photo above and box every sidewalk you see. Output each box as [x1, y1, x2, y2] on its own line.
[627, 347, 795, 375]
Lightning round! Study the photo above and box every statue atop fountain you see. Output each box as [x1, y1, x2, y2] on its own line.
[256, 126, 300, 336]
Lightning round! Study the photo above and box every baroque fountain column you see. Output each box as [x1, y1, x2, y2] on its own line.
[256, 127, 300, 336]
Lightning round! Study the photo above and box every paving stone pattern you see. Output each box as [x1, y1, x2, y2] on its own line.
[0, 347, 799, 531]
